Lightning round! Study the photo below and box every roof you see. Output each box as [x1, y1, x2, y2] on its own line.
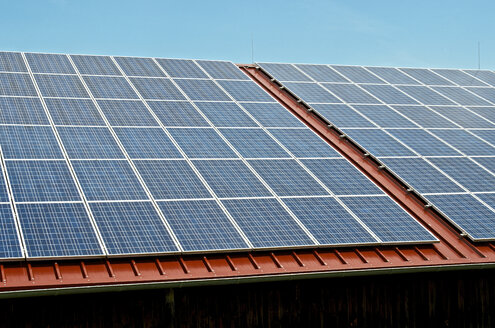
[1, 53, 495, 296]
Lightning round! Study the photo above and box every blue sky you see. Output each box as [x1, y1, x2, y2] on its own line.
[1, 0, 494, 69]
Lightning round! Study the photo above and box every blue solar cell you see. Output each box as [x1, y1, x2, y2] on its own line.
[58, 127, 125, 159]
[341, 196, 436, 242]
[221, 128, 290, 158]
[196, 60, 249, 80]
[155, 58, 208, 79]
[429, 129, 495, 156]
[129, 77, 185, 100]
[470, 157, 495, 177]
[0, 204, 22, 259]
[194, 101, 257, 127]
[391, 105, 459, 128]
[477, 193, 495, 210]
[25, 53, 75, 74]
[399, 68, 454, 85]
[283, 197, 378, 245]
[193, 160, 271, 198]
[134, 160, 211, 200]
[432, 87, 492, 106]
[380, 157, 465, 194]
[114, 128, 182, 159]
[158, 199, 248, 251]
[7, 160, 81, 202]
[386, 129, 462, 156]
[114, 56, 166, 77]
[222, 198, 315, 247]
[72, 160, 148, 201]
[465, 87, 495, 104]
[258, 63, 312, 82]
[468, 107, 495, 123]
[311, 103, 376, 128]
[396, 86, 456, 105]
[343, 129, 416, 157]
[0, 166, 9, 202]
[34, 74, 89, 98]
[0, 97, 49, 125]
[268, 129, 340, 157]
[0, 52, 27, 72]
[0, 125, 63, 159]
[148, 101, 209, 127]
[169, 128, 238, 158]
[97, 99, 158, 126]
[301, 159, 384, 195]
[464, 71, 495, 87]
[219, 80, 275, 102]
[174, 79, 230, 101]
[0, 73, 37, 96]
[295, 64, 350, 82]
[359, 84, 419, 105]
[321, 83, 381, 104]
[283, 82, 342, 103]
[470, 130, 495, 146]
[365, 67, 421, 85]
[330, 66, 385, 84]
[432, 69, 488, 86]
[70, 55, 121, 76]
[90, 201, 178, 255]
[430, 106, 495, 128]
[425, 194, 495, 240]
[353, 105, 417, 128]
[428, 157, 495, 192]
[17, 202, 103, 258]
[83, 76, 138, 99]
[241, 102, 305, 127]
[45, 98, 105, 126]
[248, 159, 329, 196]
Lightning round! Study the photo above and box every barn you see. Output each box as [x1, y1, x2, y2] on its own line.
[0, 52, 494, 327]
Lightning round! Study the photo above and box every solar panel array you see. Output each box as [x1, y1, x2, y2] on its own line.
[259, 62, 495, 241]
[0, 52, 436, 259]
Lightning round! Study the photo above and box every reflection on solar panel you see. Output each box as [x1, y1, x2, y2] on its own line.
[260, 61, 495, 240]
[0, 52, 438, 259]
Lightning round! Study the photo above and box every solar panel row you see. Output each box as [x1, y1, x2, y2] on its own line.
[259, 62, 495, 240]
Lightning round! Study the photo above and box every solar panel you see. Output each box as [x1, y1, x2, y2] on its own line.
[258, 63, 312, 82]
[295, 64, 349, 83]
[83, 76, 138, 99]
[465, 87, 495, 103]
[45, 98, 105, 126]
[6, 160, 81, 202]
[57, 126, 125, 159]
[147, 101, 209, 127]
[174, 79, 230, 101]
[114, 56, 166, 77]
[283, 82, 342, 103]
[194, 101, 258, 127]
[34, 74, 89, 98]
[396, 86, 456, 105]
[25, 53, 75, 74]
[343, 129, 416, 157]
[301, 159, 384, 195]
[268, 128, 340, 157]
[169, 128, 238, 158]
[430, 106, 495, 128]
[72, 160, 148, 201]
[399, 68, 453, 85]
[0, 52, 27, 72]
[155, 58, 208, 79]
[97, 99, 159, 126]
[0, 97, 49, 125]
[70, 55, 121, 76]
[196, 60, 249, 80]
[240, 102, 305, 127]
[330, 66, 385, 84]
[473, 157, 495, 174]
[0, 166, 9, 203]
[464, 70, 495, 86]
[470, 130, 495, 146]
[385, 129, 461, 156]
[0, 73, 37, 96]
[391, 105, 458, 128]
[17, 202, 103, 257]
[221, 198, 315, 248]
[321, 83, 381, 104]
[217, 80, 274, 102]
[113, 128, 182, 159]
[431, 87, 492, 106]
[359, 84, 419, 105]
[341, 196, 436, 243]
[365, 66, 420, 85]
[158, 199, 249, 251]
[432, 69, 488, 86]
[134, 160, 212, 200]
[247, 159, 329, 196]
[283, 197, 378, 245]
[429, 129, 495, 156]
[353, 105, 417, 128]
[89, 201, 178, 255]
[310, 104, 376, 128]
[129, 77, 185, 100]
[220, 128, 290, 158]
[468, 107, 495, 123]
[193, 160, 271, 198]
[0, 125, 63, 159]
[0, 204, 23, 259]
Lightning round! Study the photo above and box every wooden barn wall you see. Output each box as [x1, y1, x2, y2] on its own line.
[1, 268, 494, 327]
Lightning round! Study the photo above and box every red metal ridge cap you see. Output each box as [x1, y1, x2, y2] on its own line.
[2, 64, 495, 296]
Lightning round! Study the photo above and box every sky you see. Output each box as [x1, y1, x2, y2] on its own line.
[1, 0, 494, 69]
